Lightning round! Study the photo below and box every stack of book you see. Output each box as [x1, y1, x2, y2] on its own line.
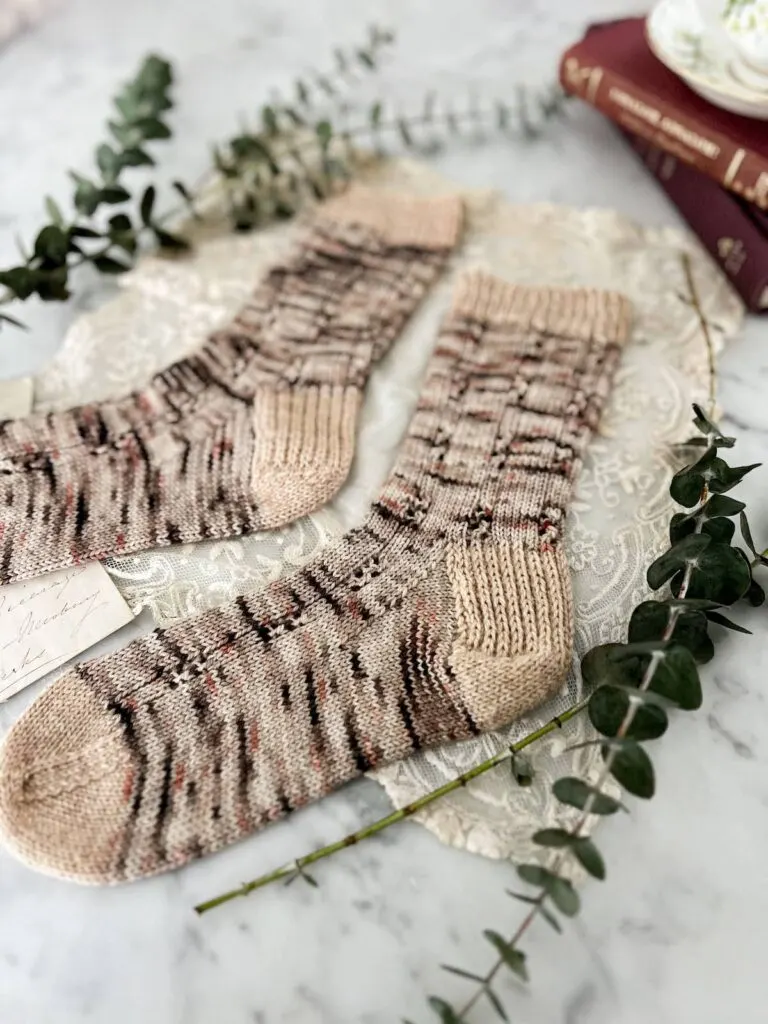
[559, 16, 768, 312]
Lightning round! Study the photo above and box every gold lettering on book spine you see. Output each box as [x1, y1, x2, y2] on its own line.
[562, 57, 603, 103]
[724, 149, 746, 188]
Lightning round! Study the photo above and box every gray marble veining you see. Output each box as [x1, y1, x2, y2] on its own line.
[1, 1, 767, 1021]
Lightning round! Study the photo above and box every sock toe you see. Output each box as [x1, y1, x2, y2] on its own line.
[0, 670, 132, 884]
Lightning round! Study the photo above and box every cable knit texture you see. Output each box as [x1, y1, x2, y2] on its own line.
[0, 273, 631, 884]
[0, 186, 463, 583]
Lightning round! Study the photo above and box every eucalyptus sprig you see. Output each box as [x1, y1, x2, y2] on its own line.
[0, 54, 177, 329]
[419, 403, 765, 1024]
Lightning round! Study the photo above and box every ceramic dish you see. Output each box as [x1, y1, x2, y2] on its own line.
[647, 0, 768, 119]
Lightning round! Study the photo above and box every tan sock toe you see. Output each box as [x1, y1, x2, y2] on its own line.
[251, 384, 361, 526]
[0, 670, 132, 884]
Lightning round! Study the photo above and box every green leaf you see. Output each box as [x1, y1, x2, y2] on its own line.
[398, 118, 414, 147]
[691, 402, 727, 439]
[44, 195, 65, 228]
[547, 875, 580, 917]
[133, 116, 171, 140]
[647, 534, 711, 590]
[440, 965, 484, 982]
[370, 100, 383, 128]
[572, 837, 606, 880]
[262, 104, 279, 135]
[35, 264, 69, 301]
[669, 447, 716, 506]
[121, 146, 154, 167]
[108, 213, 132, 232]
[172, 180, 193, 202]
[740, 511, 758, 556]
[33, 224, 69, 263]
[96, 142, 121, 182]
[700, 494, 746, 518]
[747, 578, 766, 607]
[516, 863, 551, 887]
[427, 997, 461, 1023]
[580, 642, 625, 688]
[315, 120, 332, 149]
[93, 255, 131, 275]
[606, 741, 655, 798]
[0, 266, 39, 299]
[628, 600, 714, 664]
[0, 311, 27, 330]
[484, 986, 509, 1021]
[707, 459, 761, 495]
[705, 610, 751, 633]
[99, 185, 131, 204]
[140, 185, 156, 225]
[517, 865, 580, 916]
[69, 225, 102, 239]
[357, 47, 376, 69]
[153, 227, 189, 251]
[296, 78, 310, 106]
[483, 931, 528, 981]
[70, 172, 102, 216]
[552, 777, 623, 814]
[678, 541, 752, 604]
[589, 684, 668, 741]
[610, 642, 702, 710]
[532, 828, 573, 848]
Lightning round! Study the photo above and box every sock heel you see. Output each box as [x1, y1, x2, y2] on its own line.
[250, 384, 361, 526]
[447, 542, 573, 730]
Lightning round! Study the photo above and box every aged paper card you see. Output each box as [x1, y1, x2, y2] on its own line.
[0, 376, 34, 418]
[0, 563, 135, 703]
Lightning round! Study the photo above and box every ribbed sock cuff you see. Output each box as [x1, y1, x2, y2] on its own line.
[452, 272, 632, 345]
[317, 185, 464, 250]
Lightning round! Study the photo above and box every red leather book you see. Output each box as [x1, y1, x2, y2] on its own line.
[559, 17, 768, 209]
[624, 131, 768, 312]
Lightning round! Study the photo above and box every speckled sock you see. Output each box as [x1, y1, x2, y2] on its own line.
[0, 273, 630, 884]
[0, 186, 463, 584]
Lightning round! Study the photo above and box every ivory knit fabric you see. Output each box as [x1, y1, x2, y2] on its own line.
[0, 273, 631, 884]
[0, 186, 463, 584]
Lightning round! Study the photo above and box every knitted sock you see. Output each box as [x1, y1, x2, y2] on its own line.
[0, 274, 631, 884]
[0, 186, 463, 584]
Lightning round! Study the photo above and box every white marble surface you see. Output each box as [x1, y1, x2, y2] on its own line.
[1, 1, 768, 1022]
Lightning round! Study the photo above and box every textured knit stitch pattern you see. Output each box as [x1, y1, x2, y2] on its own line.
[0, 186, 463, 584]
[0, 273, 631, 884]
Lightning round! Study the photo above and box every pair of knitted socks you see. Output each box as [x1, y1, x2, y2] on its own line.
[0, 188, 631, 884]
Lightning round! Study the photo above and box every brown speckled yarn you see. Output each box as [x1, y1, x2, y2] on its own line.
[0, 273, 630, 884]
[0, 186, 463, 584]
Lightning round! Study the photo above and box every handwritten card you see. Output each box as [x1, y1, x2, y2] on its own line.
[0, 563, 135, 703]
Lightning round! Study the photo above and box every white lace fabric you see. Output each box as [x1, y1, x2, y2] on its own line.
[33, 158, 743, 866]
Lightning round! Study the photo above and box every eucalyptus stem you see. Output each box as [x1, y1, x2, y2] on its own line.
[681, 252, 718, 418]
[194, 698, 588, 915]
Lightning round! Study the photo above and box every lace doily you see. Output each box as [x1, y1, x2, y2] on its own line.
[33, 158, 743, 866]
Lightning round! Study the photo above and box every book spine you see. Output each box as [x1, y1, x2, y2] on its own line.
[559, 47, 768, 210]
[625, 132, 768, 311]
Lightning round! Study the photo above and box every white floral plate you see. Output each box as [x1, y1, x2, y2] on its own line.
[647, 0, 768, 119]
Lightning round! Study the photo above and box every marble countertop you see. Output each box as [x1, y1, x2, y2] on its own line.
[1, 1, 767, 1022]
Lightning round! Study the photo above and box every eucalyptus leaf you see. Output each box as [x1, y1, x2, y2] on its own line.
[551, 777, 623, 814]
[427, 996, 461, 1023]
[646, 533, 711, 591]
[140, 185, 156, 225]
[0, 312, 27, 330]
[747, 578, 766, 607]
[589, 684, 668, 740]
[532, 828, 573, 848]
[44, 195, 65, 228]
[93, 255, 131, 274]
[669, 447, 716, 507]
[605, 741, 655, 798]
[33, 225, 69, 263]
[628, 600, 714, 664]
[677, 541, 752, 604]
[705, 610, 751, 633]
[610, 642, 702, 710]
[580, 643, 625, 688]
[707, 459, 761, 495]
[740, 511, 758, 556]
[547, 876, 580, 917]
[572, 837, 605, 880]
[483, 931, 528, 980]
